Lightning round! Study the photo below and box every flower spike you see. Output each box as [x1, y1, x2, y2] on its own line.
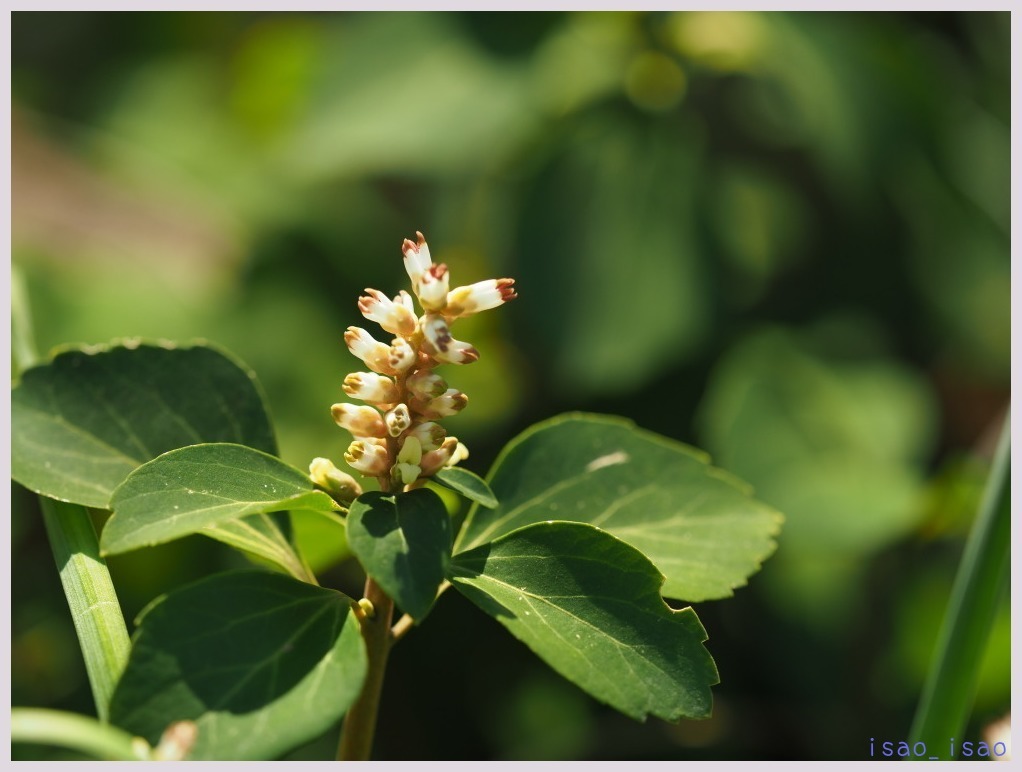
[326, 229, 515, 486]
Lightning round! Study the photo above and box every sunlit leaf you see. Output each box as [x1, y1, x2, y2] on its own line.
[433, 466, 498, 509]
[11, 341, 275, 509]
[102, 443, 339, 556]
[456, 413, 781, 602]
[109, 571, 366, 760]
[450, 521, 718, 721]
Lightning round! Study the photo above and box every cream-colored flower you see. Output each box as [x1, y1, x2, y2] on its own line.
[420, 437, 460, 476]
[403, 421, 446, 452]
[421, 314, 479, 365]
[385, 403, 412, 437]
[446, 278, 517, 318]
[343, 372, 400, 404]
[309, 457, 363, 502]
[344, 326, 397, 375]
[344, 438, 391, 475]
[386, 336, 417, 374]
[419, 388, 468, 418]
[402, 231, 433, 288]
[331, 403, 387, 438]
[406, 369, 447, 400]
[358, 289, 417, 337]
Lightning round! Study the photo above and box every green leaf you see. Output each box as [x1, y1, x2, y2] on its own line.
[433, 466, 498, 508]
[346, 489, 451, 622]
[102, 443, 339, 556]
[109, 571, 367, 760]
[456, 413, 782, 602]
[11, 340, 276, 509]
[449, 521, 718, 721]
[204, 514, 316, 585]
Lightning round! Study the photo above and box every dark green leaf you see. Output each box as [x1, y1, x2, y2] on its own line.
[449, 521, 718, 721]
[346, 489, 451, 622]
[433, 466, 498, 508]
[456, 413, 782, 602]
[102, 443, 339, 556]
[11, 341, 276, 508]
[109, 571, 367, 760]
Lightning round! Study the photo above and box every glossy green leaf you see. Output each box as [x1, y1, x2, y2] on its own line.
[11, 341, 276, 509]
[346, 489, 451, 622]
[102, 443, 339, 556]
[109, 571, 367, 760]
[456, 413, 782, 602]
[449, 521, 718, 721]
[433, 466, 498, 508]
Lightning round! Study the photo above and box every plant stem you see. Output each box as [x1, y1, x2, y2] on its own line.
[908, 412, 1010, 755]
[13, 269, 132, 723]
[40, 498, 132, 722]
[11, 707, 148, 761]
[336, 575, 395, 760]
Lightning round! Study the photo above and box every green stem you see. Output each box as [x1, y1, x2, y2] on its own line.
[11, 265, 39, 378]
[908, 411, 1010, 756]
[335, 575, 395, 760]
[11, 707, 147, 761]
[40, 498, 132, 722]
[13, 274, 132, 723]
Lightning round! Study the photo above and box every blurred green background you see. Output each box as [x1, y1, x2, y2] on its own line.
[11, 11, 1010, 760]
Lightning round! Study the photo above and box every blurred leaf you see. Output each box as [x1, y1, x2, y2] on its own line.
[346, 489, 451, 622]
[450, 520, 718, 721]
[434, 467, 498, 509]
[109, 571, 366, 760]
[517, 116, 709, 395]
[457, 413, 781, 602]
[12, 341, 276, 509]
[102, 443, 338, 558]
[284, 14, 538, 179]
[708, 161, 809, 301]
[697, 325, 936, 556]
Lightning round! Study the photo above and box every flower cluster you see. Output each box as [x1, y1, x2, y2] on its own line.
[313, 231, 516, 495]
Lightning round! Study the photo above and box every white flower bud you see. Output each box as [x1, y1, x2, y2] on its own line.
[331, 403, 387, 438]
[447, 441, 470, 468]
[403, 421, 446, 452]
[344, 326, 397, 375]
[344, 438, 391, 475]
[387, 336, 416, 374]
[446, 278, 517, 318]
[402, 231, 432, 287]
[385, 403, 412, 437]
[343, 372, 400, 404]
[406, 369, 447, 400]
[417, 264, 450, 312]
[420, 388, 468, 418]
[422, 314, 479, 365]
[309, 457, 363, 503]
[358, 289, 418, 337]
[420, 437, 460, 477]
